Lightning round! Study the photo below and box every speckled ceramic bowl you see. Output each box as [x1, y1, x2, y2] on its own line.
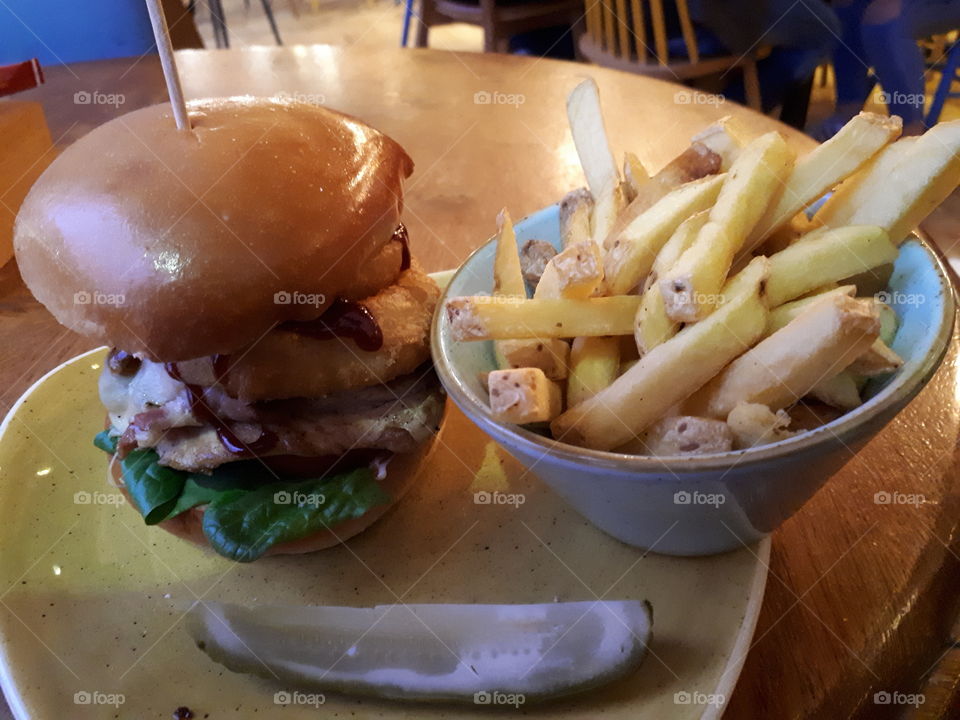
[432, 205, 956, 556]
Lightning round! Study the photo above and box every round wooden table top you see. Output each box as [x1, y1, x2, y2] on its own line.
[4, 46, 960, 719]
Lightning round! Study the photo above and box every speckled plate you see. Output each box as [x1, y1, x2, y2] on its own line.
[0, 348, 769, 719]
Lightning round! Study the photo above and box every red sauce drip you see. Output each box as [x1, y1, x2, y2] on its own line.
[283, 298, 383, 352]
[165, 362, 277, 458]
[393, 223, 411, 271]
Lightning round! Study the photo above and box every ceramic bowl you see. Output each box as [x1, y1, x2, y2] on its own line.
[431, 205, 956, 556]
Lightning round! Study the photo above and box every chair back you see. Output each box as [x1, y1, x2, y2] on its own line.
[584, 0, 699, 66]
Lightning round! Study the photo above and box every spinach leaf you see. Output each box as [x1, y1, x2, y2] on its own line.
[202, 469, 387, 562]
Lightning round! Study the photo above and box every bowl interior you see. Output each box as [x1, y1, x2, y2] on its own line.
[433, 204, 955, 468]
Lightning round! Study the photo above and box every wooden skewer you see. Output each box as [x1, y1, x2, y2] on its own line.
[144, 0, 191, 131]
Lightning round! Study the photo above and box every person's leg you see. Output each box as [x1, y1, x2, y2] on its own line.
[832, 0, 875, 119]
[860, 0, 926, 131]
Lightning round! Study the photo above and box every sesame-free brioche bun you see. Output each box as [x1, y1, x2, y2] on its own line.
[14, 97, 413, 361]
[108, 431, 436, 557]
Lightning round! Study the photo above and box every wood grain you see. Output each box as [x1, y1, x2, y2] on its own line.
[2, 47, 959, 719]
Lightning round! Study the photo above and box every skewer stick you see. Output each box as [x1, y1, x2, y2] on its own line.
[144, 0, 191, 131]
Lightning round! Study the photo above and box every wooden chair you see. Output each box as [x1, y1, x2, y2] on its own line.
[411, 0, 582, 53]
[578, 0, 763, 111]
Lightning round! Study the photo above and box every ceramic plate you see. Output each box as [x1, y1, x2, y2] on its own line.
[0, 349, 769, 719]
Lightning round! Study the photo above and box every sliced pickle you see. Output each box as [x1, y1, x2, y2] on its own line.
[187, 600, 652, 703]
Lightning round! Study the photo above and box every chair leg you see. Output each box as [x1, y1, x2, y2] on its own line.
[743, 58, 762, 112]
[401, 0, 414, 47]
[259, 0, 284, 45]
[410, 0, 433, 47]
[927, 41, 960, 126]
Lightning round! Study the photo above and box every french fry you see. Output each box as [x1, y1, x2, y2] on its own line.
[623, 151, 650, 201]
[446, 295, 641, 341]
[849, 338, 903, 376]
[686, 294, 880, 418]
[550, 257, 769, 450]
[495, 338, 570, 380]
[743, 113, 902, 254]
[660, 132, 795, 322]
[765, 285, 857, 335]
[809, 371, 862, 410]
[567, 336, 621, 406]
[492, 209, 525, 297]
[877, 301, 898, 344]
[690, 115, 754, 170]
[591, 181, 628, 247]
[633, 211, 711, 355]
[605, 143, 722, 246]
[560, 188, 595, 249]
[765, 226, 897, 307]
[518, 239, 557, 289]
[813, 121, 960, 243]
[726, 402, 795, 449]
[487, 368, 563, 424]
[535, 240, 604, 299]
[604, 174, 725, 295]
[567, 78, 619, 197]
[636, 416, 734, 456]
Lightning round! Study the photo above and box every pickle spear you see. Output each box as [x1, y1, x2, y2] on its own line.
[188, 600, 652, 704]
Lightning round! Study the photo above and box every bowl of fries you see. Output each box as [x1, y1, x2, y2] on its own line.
[433, 81, 959, 555]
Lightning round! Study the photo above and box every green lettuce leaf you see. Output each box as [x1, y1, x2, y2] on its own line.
[93, 431, 388, 561]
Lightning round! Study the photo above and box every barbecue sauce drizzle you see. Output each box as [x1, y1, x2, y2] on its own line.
[156, 224, 409, 457]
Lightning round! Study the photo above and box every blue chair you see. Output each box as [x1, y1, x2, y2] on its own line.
[927, 39, 960, 125]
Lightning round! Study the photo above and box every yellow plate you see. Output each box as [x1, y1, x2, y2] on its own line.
[0, 349, 769, 719]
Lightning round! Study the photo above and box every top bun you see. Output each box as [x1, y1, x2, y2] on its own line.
[14, 97, 413, 361]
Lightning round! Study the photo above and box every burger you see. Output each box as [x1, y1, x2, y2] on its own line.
[13, 97, 445, 561]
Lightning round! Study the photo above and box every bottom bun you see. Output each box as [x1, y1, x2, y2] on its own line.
[108, 435, 437, 557]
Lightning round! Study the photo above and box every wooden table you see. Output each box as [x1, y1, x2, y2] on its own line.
[3, 47, 960, 719]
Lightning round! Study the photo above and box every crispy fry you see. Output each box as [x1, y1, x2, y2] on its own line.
[536, 240, 605, 299]
[813, 121, 960, 243]
[743, 113, 902, 255]
[446, 295, 641, 341]
[494, 338, 570, 380]
[567, 78, 619, 197]
[604, 174, 725, 295]
[560, 188, 595, 249]
[550, 257, 769, 450]
[519, 239, 557, 289]
[623, 151, 650, 202]
[809, 371, 862, 410]
[636, 416, 734, 456]
[690, 115, 754, 170]
[765, 226, 897, 307]
[487, 368, 563, 424]
[726, 402, 795, 449]
[606, 143, 722, 246]
[765, 285, 857, 335]
[687, 294, 880, 418]
[567, 336, 620, 407]
[591, 181, 628, 247]
[660, 132, 795, 322]
[492, 209, 525, 297]
[849, 338, 903, 376]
